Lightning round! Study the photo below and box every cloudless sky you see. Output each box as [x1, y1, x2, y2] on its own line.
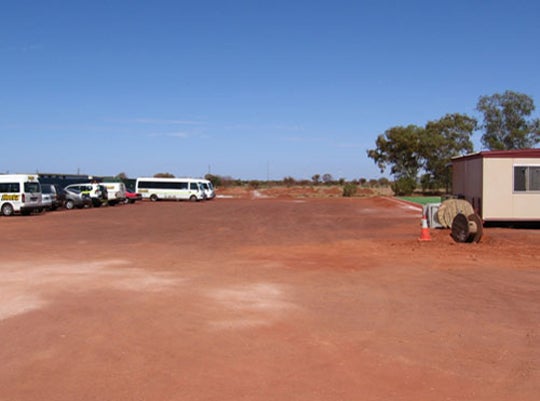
[1, 0, 539, 180]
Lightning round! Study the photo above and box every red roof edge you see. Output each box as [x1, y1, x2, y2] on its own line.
[452, 148, 540, 162]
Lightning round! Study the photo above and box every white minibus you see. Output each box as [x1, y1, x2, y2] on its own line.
[0, 174, 42, 216]
[198, 179, 215, 199]
[135, 177, 205, 202]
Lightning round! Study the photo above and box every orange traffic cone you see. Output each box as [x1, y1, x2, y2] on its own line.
[418, 214, 432, 241]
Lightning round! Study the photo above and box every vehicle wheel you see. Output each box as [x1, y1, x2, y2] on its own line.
[150, 194, 158, 202]
[1, 203, 14, 216]
[189, 195, 198, 202]
[93, 200, 102, 208]
[65, 200, 75, 210]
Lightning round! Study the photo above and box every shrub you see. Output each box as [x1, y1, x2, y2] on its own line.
[391, 177, 417, 196]
[283, 176, 296, 187]
[342, 182, 358, 197]
[204, 174, 222, 188]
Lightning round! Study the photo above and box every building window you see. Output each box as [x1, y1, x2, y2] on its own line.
[514, 166, 540, 192]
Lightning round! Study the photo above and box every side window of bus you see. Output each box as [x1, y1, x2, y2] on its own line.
[0, 183, 20, 193]
[189, 183, 198, 190]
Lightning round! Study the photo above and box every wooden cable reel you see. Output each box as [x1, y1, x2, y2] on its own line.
[437, 199, 474, 228]
[451, 213, 483, 243]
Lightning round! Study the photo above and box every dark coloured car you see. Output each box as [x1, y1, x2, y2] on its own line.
[63, 188, 92, 210]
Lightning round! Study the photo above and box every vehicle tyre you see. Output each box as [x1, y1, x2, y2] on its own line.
[189, 195, 198, 202]
[150, 194, 158, 202]
[65, 200, 75, 210]
[1, 203, 14, 216]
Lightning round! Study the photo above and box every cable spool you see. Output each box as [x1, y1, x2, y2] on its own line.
[437, 199, 475, 228]
[451, 213, 483, 243]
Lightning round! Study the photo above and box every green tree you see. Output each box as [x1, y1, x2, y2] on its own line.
[311, 174, 321, 185]
[421, 113, 477, 191]
[476, 90, 540, 150]
[154, 172, 175, 178]
[283, 176, 296, 187]
[367, 125, 425, 180]
[322, 173, 333, 185]
[204, 174, 222, 188]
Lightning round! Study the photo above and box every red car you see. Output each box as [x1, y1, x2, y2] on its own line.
[125, 189, 143, 204]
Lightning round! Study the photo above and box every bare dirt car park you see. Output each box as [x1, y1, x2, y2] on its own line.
[0, 189, 538, 401]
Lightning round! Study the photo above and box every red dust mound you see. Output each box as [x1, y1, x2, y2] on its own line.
[216, 185, 390, 199]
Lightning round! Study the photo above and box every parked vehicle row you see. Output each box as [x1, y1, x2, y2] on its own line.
[0, 174, 215, 216]
[0, 174, 143, 216]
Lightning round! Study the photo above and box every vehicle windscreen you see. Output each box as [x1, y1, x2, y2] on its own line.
[24, 182, 41, 193]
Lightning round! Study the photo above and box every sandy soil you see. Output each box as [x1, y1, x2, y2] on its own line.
[0, 196, 538, 401]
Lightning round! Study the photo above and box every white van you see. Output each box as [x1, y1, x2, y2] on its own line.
[101, 182, 127, 205]
[0, 174, 42, 216]
[135, 177, 205, 202]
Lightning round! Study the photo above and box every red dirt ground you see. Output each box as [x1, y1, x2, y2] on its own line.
[0, 196, 538, 401]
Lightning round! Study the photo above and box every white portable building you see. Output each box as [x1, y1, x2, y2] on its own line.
[452, 149, 540, 221]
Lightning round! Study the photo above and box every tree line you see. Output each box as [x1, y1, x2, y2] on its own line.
[367, 90, 540, 195]
[203, 174, 389, 189]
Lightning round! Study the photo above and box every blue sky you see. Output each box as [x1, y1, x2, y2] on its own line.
[2, 0, 539, 180]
